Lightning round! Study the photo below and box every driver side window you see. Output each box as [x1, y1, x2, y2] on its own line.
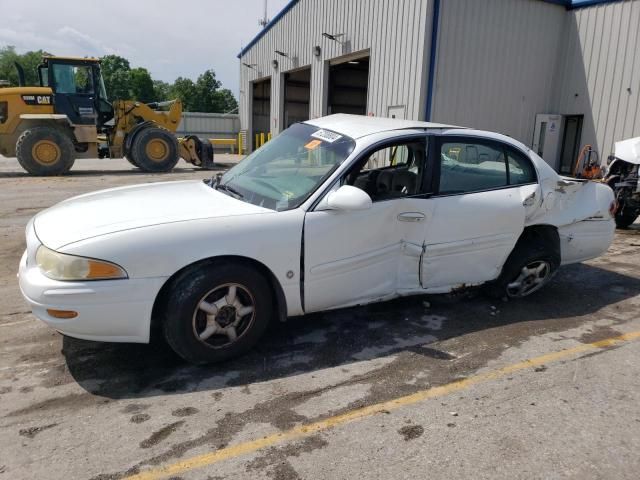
[345, 140, 427, 201]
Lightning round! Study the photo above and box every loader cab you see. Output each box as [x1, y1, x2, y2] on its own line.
[40, 57, 114, 127]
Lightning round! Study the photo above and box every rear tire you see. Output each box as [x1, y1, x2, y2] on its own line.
[484, 231, 560, 299]
[16, 126, 75, 176]
[162, 261, 273, 364]
[131, 127, 179, 173]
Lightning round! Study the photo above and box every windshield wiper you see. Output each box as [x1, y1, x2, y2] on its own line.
[215, 182, 244, 199]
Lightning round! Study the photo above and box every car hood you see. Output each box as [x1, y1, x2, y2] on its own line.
[614, 136, 640, 164]
[34, 180, 271, 250]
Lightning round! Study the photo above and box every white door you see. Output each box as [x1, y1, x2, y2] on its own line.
[532, 114, 563, 171]
[304, 138, 432, 312]
[421, 136, 538, 290]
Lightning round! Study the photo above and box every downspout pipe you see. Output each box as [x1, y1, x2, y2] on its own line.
[425, 0, 441, 121]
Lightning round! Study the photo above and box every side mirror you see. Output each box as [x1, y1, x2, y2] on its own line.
[326, 185, 372, 211]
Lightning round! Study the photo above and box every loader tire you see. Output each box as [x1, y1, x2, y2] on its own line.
[131, 127, 179, 173]
[16, 126, 75, 176]
[125, 152, 140, 168]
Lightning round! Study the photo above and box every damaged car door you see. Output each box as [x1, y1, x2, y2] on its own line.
[420, 135, 539, 290]
[303, 136, 434, 312]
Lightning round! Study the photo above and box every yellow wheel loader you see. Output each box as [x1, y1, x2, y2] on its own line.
[0, 56, 214, 175]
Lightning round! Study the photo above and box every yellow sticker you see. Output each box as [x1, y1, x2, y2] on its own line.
[304, 139, 322, 150]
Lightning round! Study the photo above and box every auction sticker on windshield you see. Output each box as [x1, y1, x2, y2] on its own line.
[304, 139, 322, 150]
[311, 129, 343, 143]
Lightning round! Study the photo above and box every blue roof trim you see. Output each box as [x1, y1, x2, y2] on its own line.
[569, 0, 625, 9]
[425, 0, 440, 121]
[238, 0, 625, 59]
[237, 0, 300, 58]
[533, 0, 623, 8]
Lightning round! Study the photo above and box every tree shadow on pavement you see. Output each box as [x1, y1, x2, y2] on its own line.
[61, 262, 640, 400]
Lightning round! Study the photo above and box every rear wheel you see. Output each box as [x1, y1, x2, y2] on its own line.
[131, 127, 179, 172]
[484, 232, 560, 299]
[162, 261, 273, 364]
[16, 126, 75, 175]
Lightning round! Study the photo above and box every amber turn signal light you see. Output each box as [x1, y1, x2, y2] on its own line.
[46, 309, 78, 319]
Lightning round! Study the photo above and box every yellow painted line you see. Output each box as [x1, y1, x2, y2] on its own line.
[126, 330, 640, 480]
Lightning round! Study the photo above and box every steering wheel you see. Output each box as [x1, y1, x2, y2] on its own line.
[251, 177, 283, 197]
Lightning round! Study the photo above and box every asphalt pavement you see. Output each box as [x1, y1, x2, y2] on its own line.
[1, 155, 639, 480]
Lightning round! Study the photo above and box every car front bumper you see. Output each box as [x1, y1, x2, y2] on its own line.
[18, 249, 167, 344]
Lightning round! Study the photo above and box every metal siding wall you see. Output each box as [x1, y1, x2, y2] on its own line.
[431, 0, 566, 145]
[554, 0, 640, 156]
[176, 113, 240, 138]
[239, 0, 431, 143]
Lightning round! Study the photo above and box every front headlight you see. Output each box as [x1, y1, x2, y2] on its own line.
[36, 245, 128, 281]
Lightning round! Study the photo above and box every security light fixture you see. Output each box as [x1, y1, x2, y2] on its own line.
[322, 32, 345, 42]
[272, 59, 278, 69]
[242, 63, 257, 70]
[275, 50, 288, 57]
[314, 45, 321, 57]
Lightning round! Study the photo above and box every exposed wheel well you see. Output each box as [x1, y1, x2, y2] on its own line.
[517, 224, 560, 258]
[150, 256, 288, 338]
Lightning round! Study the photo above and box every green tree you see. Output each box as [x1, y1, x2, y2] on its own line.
[100, 54, 131, 101]
[170, 77, 198, 110]
[188, 69, 238, 113]
[153, 79, 171, 102]
[130, 67, 155, 103]
[193, 69, 222, 112]
[0, 46, 50, 86]
[215, 88, 238, 113]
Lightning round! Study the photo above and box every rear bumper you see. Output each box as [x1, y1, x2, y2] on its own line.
[18, 250, 166, 343]
[559, 219, 615, 265]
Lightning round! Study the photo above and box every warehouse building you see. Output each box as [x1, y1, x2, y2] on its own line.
[238, 0, 640, 172]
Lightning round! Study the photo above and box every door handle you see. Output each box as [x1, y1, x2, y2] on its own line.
[397, 212, 425, 222]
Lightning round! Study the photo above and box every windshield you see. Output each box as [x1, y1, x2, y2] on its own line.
[219, 123, 355, 211]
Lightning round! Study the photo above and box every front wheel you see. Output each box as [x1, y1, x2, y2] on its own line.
[162, 262, 273, 364]
[124, 152, 140, 168]
[130, 127, 179, 173]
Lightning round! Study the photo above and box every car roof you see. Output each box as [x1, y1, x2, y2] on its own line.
[304, 114, 462, 139]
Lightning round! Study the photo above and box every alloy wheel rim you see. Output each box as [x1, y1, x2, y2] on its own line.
[506, 260, 552, 298]
[192, 283, 256, 348]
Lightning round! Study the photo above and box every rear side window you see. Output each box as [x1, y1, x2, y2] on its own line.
[439, 141, 507, 194]
[507, 149, 537, 185]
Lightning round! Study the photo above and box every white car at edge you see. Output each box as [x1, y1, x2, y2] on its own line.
[18, 114, 616, 363]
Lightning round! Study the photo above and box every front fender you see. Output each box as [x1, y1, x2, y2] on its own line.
[59, 209, 306, 316]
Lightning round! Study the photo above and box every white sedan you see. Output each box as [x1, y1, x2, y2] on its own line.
[19, 114, 616, 363]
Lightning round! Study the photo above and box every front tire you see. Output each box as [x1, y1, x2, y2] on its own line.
[130, 127, 179, 173]
[125, 152, 140, 168]
[162, 261, 273, 364]
[16, 126, 76, 175]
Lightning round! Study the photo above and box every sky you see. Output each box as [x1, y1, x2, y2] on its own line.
[0, 0, 290, 96]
